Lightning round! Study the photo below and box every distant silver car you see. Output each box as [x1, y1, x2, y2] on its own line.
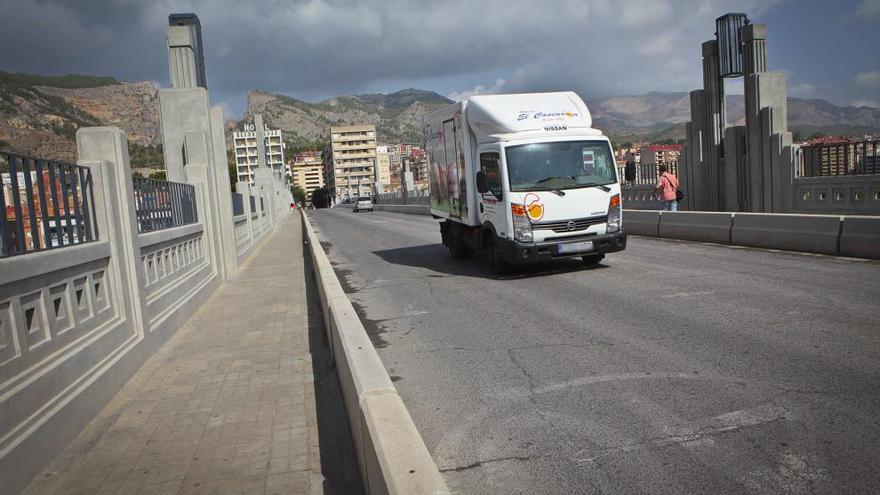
[352, 196, 373, 213]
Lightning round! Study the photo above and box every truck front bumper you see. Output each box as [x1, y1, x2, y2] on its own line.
[497, 231, 627, 265]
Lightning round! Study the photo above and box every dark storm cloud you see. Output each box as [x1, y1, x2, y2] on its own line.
[1, 0, 878, 113]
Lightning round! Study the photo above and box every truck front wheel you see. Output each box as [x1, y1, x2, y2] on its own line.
[484, 236, 510, 275]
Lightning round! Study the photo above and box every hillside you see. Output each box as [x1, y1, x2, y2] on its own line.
[591, 92, 880, 142]
[0, 71, 160, 163]
[2, 69, 878, 165]
[241, 88, 453, 147]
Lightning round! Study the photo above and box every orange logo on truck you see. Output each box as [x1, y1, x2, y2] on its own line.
[524, 193, 544, 221]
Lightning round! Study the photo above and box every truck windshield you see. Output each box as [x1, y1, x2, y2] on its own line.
[505, 141, 616, 192]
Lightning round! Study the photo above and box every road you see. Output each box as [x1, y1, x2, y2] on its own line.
[309, 208, 880, 494]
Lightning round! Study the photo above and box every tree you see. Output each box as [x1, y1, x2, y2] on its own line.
[290, 185, 307, 206]
[311, 187, 330, 208]
[228, 159, 238, 189]
[149, 170, 166, 180]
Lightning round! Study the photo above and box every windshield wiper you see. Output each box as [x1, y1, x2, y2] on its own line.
[579, 182, 612, 192]
[536, 176, 576, 184]
[528, 186, 566, 196]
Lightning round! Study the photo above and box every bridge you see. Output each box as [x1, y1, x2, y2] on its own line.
[3, 12, 880, 495]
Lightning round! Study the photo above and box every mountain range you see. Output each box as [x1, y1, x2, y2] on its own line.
[2, 71, 878, 167]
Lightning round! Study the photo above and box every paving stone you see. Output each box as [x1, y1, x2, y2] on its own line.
[20, 217, 346, 495]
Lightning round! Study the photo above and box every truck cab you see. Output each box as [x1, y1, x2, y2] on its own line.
[424, 92, 626, 273]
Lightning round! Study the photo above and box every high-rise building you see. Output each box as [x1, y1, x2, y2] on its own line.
[325, 125, 377, 203]
[168, 13, 207, 89]
[290, 151, 325, 204]
[233, 123, 286, 184]
[375, 146, 392, 193]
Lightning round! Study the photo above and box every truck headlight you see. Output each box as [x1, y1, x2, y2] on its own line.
[607, 194, 621, 233]
[511, 203, 533, 242]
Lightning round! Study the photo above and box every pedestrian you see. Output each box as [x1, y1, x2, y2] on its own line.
[654, 164, 680, 212]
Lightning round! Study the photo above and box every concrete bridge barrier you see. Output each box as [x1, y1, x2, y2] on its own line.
[301, 211, 449, 495]
[730, 213, 842, 255]
[658, 211, 734, 244]
[370, 204, 878, 260]
[839, 216, 880, 259]
[622, 210, 661, 236]
[373, 203, 431, 215]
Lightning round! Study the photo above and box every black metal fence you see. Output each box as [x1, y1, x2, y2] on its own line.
[1, 152, 98, 257]
[799, 140, 880, 177]
[132, 177, 197, 233]
[232, 193, 244, 216]
[618, 162, 679, 186]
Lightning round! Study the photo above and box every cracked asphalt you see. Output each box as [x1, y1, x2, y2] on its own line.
[309, 208, 880, 494]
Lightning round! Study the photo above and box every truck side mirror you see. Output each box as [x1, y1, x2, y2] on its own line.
[476, 171, 488, 193]
[624, 161, 637, 182]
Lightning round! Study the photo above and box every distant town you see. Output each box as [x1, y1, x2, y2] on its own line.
[223, 118, 879, 208]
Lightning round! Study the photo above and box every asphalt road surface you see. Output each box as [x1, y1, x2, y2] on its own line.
[309, 208, 880, 494]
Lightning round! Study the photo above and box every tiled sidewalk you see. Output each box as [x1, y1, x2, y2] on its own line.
[23, 215, 360, 495]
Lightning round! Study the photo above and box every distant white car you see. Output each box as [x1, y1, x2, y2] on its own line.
[352, 196, 373, 213]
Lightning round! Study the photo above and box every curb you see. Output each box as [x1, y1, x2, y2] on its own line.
[300, 210, 449, 495]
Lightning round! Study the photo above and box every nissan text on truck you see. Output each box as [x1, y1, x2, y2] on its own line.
[424, 92, 626, 274]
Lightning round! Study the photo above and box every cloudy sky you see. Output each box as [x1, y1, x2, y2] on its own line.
[1, 0, 878, 118]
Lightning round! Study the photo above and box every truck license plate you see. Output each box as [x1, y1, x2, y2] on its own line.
[558, 241, 594, 254]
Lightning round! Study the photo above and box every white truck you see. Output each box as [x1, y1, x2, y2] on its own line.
[423, 92, 627, 273]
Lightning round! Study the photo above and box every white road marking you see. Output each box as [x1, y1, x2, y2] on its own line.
[534, 372, 704, 395]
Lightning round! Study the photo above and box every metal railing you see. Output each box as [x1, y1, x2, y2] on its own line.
[1, 152, 98, 257]
[618, 162, 679, 186]
[232, 193, 244, 216]
[799, 140, 880, 177]
[132, 177, 197, 233]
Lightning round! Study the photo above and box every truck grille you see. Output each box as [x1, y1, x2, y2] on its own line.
[532, 215, 607, 233]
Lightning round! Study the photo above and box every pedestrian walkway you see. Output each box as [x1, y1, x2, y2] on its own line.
[22, 215, 361, 495]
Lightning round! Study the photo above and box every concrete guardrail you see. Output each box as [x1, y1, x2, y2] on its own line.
[373, 203, 431, 215]
[659, 211, 734, 244]
[371, 205, 878, 260]
[731, 213, 841, 255]
[622, 210, 661, 237]
[839, 216, 880, 259]
[301, 210, 449, 495]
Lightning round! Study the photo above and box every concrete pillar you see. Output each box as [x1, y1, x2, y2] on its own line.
[209, 105, 238, 276]
[75, 127, 148, 337]
[679, 140, 690, 211]
[742, 24, 768, 77]
[689, 89, 708, 210]
[723, 126, 747, 211]
[181, 131, 224, 282]
[167, 26, 198, 89]
[745, 72, 787, 212]
[253, 168, 277, 226]
[158, 88, 211, 183]
[702, 40, 725, 211]
[236, 181, 255, 244]
[254, 114, 268, 170]
[769, 131, 795, 213]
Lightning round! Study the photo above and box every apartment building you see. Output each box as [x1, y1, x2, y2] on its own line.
[324, 125, 377, 203]
[290, 151, 325, 204]
[375, 146, 393, 193]
[233, 124, 287, 183]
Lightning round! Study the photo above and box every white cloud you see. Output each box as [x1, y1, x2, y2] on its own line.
[788, 82, 817, 98]
[855, 0, 880, 19]
[854, 70, 880, 88]
[851, 99, 879, 109]
[448, 78, 507, 102]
